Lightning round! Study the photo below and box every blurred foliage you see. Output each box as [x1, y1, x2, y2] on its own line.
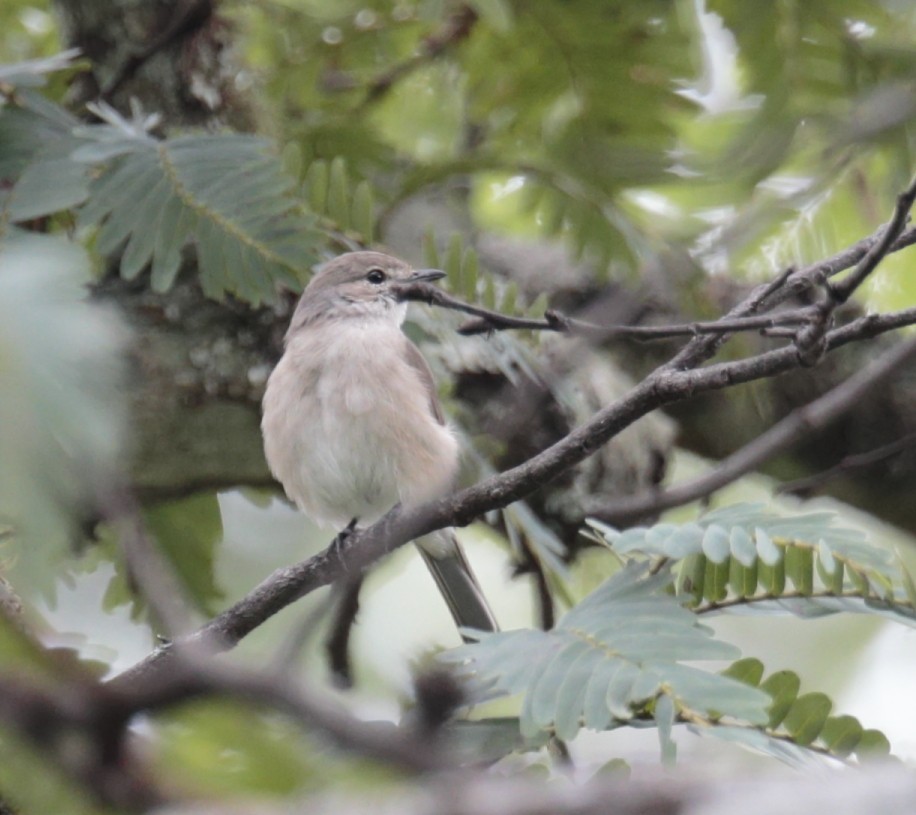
[232, 0, 916, 295]
[0, 229, 123, 599]
[151, 700, 325, 797]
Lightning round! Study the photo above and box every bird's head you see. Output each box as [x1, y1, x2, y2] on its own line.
[288, 251, 444, 333]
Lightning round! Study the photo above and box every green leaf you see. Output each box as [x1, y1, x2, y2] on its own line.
[7, 150, 90, 221]
[446, 718, 551, 764]
[689, 723, 819, 770]
[440, 563, 770, 740]
[721, 657, 765, 688]
[499, 280, 520, 315]
[704, 555, 730, 603]
[0, 723, 102, 815]
[467, 0, 513, 31]
[143, 493, 224, 614]
[760, 670, 800, 729]
[755, 527, 781, 565]
[305, 160, 328, 213]
[729, 557, 758, 597]
[445, 232, 463, 290]
[701, 525, 730, 562]
[819, 715, 863, 757]
[589, 504, 916, 625]
[593, 758, 630, 779]
[77, 133, 319, 304]
[677, 552, 706, 603]
[785, 545, 814, 595]
[0, 230, 123, 596]
[461, 247, 480, 302]
[782, 692, 832, 746]
[153, 700, 321, 796]
[758, 555, 786, 595]
[423, 228, 440, 269]
[729, 526, 757, 567]
[857, 729, 892, 759]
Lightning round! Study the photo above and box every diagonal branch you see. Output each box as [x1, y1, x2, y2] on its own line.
[775, 430, 916, 498]
[108, 292, 916, 690]
[582, 335, 916, 525]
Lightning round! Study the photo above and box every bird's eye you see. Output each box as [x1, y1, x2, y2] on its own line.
[366, 269, 386, 284]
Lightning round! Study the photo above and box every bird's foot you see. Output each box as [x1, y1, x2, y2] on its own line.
[330, 518, 358, 570]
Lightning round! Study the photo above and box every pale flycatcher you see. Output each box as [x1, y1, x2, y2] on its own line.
[261, 250, 497, 634]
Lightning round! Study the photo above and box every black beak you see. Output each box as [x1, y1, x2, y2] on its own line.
[406, 269, 446, 284]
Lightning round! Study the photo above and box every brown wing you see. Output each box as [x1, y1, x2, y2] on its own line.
[402, 338, 446, 425]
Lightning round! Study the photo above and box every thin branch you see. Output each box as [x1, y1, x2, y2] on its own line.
[359, 6, 478, 107]
[829, 173, 916, 303]
[97, 482, 197, 637]
[583, 335, 916, 525]
[398, 219, 916, 345]
[667, 222, 916, 372]
[689, 589, 910, 615]
[458, 304, 817, 342]
[776, 430, 916, 497]
[394, 281, 816, 339]
[767, 226, 916, 311]
[820, 306, 916, 349]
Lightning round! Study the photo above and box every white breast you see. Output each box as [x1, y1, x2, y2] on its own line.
[261, 318, 459, 529]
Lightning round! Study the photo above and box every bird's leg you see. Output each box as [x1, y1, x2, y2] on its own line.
[330, 517, 358, 569]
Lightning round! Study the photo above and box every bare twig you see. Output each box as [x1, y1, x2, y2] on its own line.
[583, 335, 916, 525]
[667, 221, 916, 372]
[394, 281, 817, 341]
[776, 430, 916, 497]
[271, 589, 336, 672]
[828, 173, 916, 303]
[359, 6, 478, 107]
[97, 482, 197, 637]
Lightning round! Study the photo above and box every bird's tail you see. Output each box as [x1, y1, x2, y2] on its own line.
[416, 529, 498, 636]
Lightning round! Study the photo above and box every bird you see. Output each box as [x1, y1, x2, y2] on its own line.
[261, 250, 498, 637]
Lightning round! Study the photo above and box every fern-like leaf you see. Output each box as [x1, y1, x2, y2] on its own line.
[73, 133, 321, 304]
[440, 563, 771, 742]
[690, 657, 895, 765]
[585, 503, 916, 626]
